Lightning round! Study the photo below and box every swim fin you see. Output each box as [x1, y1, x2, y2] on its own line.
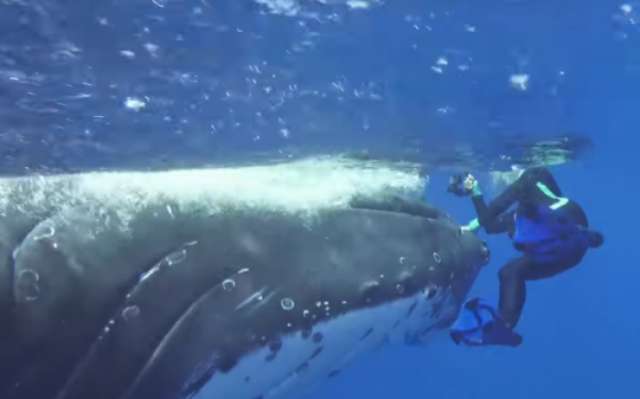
[450, 297, 523, 347]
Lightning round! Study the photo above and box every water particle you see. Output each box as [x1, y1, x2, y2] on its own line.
[166, 205, 175, 218]
[281, 297, 295, 311]
[120, 50, 136, 59]
[436, 57, 448, 66]
[347, 0, 370, 9]
[398, 256, 406, 264]
[122, 305, 141, 321]
[302, 309, 310, 317]
[315, 301, 322, 308]
[621, 3, 633, 14]
[222, 279, 236, 291]
[395, 283, 405, 294]
[238, 268, 250, 274]
[144, 43, 160, 57]
[125, 97, 146, 111]
[509, 74, 530, 91]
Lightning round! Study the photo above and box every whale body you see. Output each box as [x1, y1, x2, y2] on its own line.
[0, 157, 488, 399]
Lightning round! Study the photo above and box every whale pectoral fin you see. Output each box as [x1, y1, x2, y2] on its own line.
[119, 269, 261, 399]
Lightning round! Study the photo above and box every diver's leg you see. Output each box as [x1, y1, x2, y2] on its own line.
[522, 257, 582, 281]
[497, 257, 532, 329]
[499, 255, 582, 329]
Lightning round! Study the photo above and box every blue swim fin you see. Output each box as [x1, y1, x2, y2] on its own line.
[450, 297, 523, 347]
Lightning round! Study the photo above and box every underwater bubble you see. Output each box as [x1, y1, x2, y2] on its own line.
[122, 305, 141, 321]
[124, 97, 146, 111]
[509, 74, 529, 91]
[432, 252, 442, 264]
[17, 269, 40, 302]
[222, 279, 236, 291]
[281, 297, 295, 311]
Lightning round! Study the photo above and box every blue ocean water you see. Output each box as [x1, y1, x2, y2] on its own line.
[1, 0, 637, 398]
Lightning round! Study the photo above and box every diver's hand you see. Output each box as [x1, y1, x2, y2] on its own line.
[464, 174, 482, 196]
[463, 174, 476, 191]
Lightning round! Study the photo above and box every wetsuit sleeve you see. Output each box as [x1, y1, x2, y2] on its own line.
[472, 167, 560, 229]
[471, 195, 515, 234]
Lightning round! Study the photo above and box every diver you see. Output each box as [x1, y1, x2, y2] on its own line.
[447, 167, 604, 347]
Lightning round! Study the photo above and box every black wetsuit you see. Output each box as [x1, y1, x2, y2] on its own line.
[471, 168, 590, 328]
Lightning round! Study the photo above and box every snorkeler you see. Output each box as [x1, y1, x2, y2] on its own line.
[448, 167, 604, 347]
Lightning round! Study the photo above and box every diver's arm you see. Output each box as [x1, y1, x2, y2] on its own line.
[465, 175, 519, 229]
[463, 210, 514, 235]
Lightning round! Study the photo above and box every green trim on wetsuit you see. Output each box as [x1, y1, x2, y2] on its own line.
[536, 182, 569, 210]
[462, 218, 481, 232]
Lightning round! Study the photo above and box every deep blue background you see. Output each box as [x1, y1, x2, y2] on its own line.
[1, 0, 638, 398]
[309, 2, 640, 395]
[307, 1, 639, 397]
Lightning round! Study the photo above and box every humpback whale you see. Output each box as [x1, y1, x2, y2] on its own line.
[0, 157, 489, 399]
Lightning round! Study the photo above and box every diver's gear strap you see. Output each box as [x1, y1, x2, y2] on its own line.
[536, 182, 569, 210]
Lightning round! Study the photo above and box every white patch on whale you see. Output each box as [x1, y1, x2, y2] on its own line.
[192, 287, 456, 399]
[0, 156, 425, 234]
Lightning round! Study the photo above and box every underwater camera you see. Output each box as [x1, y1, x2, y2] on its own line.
[447, 172, 472, 197]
